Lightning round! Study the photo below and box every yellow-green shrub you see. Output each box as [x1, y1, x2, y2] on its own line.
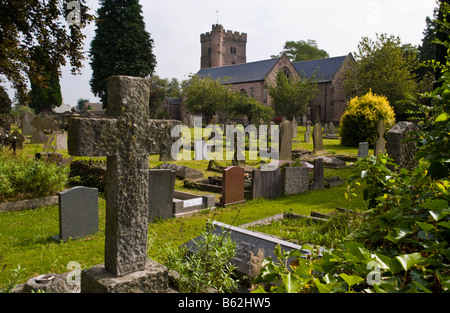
[340, 91, 395, 147]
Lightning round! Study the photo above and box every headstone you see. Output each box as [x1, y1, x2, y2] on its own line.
[184, 220, 310, 277]
[10, 130, 25, 150]
[302, 115, 307, 127]
[358, 142, 369, 158]
[157, 163, 203, 180]
[312, 158, 324, 190]
[306, 120, 312, 133]
[291, 117, 298, 139]
[329, 122, 335, 135]
[53, 186, 99, 242]
[68, 76, 175, 292]
[386, 121, 418, 171]
[54, 131, 68, 150]
[312, 123, 324, 153]
[304, 131, 310, 142]
[21, 112, 36, 136]
[374, 120, 386, 156]
[281, 166, 310, 196]
[30, 116, 48, 144]
[148, 169, 176, 221]
[251, 168, 282, 199]
[194, 140, 207, 160]
[324, 123, 329, 135]
[279, 120, 293, 161]
[220, 166, 246, 206]
[172, 191, 215, 218]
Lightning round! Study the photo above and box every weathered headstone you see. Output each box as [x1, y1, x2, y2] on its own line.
[148, 169, 176, 221]
[386, 121, 418, 171]
[358, 142, 369, 158]
[279, 120, 293, 161]
[10, 130, 25, 150]
[251, 168, 282, 199]
[21, 112, 36, 136]
[220, 166, 246, 206]
[68, 76, 176, 292]
[374, 120, 386, 156]
[30, 116, 48, 144]
[53, 186, 99, 242]
[54, 131, 68, 150]
[306, 120, 312, 133]
[281, 166, 309, 196]
[324, 123, 329, 135]
[312, 123, 324, 153]
[304, 131, 310, 142]
[194, 140, 207, 160]
[312, 158, 325, 190]
[329, 122, 335, 135]
[291, 117, 298, 139]
[157, 163, 203, 180]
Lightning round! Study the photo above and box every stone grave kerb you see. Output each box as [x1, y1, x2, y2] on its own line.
[68, 76, 154, 277]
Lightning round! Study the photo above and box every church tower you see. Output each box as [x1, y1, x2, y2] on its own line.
[200, 24, 247, 69]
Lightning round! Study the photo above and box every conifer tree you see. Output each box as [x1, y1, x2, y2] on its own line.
[89, 0, 156, 107]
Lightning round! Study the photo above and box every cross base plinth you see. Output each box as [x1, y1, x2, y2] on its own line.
[81, 259, 169, 293]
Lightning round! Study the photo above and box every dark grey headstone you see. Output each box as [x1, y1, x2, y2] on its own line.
[358, 142, 369, 158]
[54, 186, 99, 241]
[148, 169, 176, 221]
[312, 158, 324, 190]
[386, 121, 418, 170]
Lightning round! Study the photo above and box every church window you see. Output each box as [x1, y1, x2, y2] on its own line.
[283, 67, 291, 78]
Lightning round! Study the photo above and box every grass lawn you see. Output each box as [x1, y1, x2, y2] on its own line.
[0, 125, 365, 290]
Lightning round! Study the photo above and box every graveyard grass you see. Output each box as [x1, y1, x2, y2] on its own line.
[0, 125, 364, 291]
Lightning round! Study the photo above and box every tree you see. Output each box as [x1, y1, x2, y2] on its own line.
[272, 40, 329, 62]
[0, 0, 93, 104]
[266, 70, 318, 121]
[435, 0, 450, 86]
[228, 91, 274, 124]
[0, 86, 12, 115]
[89, 0, 156, 107]
[28, 46, 62, 114]
[343, 34, 419, 117]
[182, 74, 228, 124]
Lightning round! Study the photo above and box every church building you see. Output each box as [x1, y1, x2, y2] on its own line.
[166, 24, 354, 124]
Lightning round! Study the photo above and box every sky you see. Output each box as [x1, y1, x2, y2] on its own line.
[6, 0, 439, 108]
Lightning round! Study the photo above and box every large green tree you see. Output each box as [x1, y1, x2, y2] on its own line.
[343, 33, 419, 116]
[89, 0, 156, 107]
[0, 85, 12, 115]
[0, 0, 93, 104]
[272, 40, 329, 62]
[28, 46, 62, 113]
[228, 91, 274, 124]
[266, 70, 318, 121]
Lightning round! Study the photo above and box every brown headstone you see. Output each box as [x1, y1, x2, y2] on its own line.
[220, 166, 245, 206]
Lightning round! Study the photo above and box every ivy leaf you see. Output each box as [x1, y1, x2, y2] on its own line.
[416, 221, 435, 233]
[339, 273, 365, 289]
[435, 112, 450, 122]
[422, 199, 449, 221]
[314, 278, 332, 293]
[373, 252, 402, 274]
[280, 273, 301, 293]
[395, 253, 423, 272]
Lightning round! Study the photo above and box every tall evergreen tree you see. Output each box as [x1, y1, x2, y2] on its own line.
[435, 0, 450, 86]
[0, 85, 12, 115]
[89, 0, 156, 107]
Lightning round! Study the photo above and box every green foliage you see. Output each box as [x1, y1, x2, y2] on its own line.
[343, 33, 419, 116]
[272, 40, 329, 62]
[228, 91, 274, 124]
[164, 223, 239, 293]
[182, 74, 229, 124]
[0, 0, 93, 104]
[254, 154, 450, 293]
[0, 86, 12, 114]
[0, 152, 69, 202]
[339, 91, 396, 146]
[266, 70, 318, 120]
[89, 0, 156, 106]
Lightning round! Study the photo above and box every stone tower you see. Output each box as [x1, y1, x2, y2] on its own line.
[200, 24, 247, 69]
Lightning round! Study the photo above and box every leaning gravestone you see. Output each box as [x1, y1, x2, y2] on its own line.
[279, 120, 293, 161]
[68, 76, 176, 292]
[53, 186, 99, 242]
[291, 117, 298, 139]
[312, 123, 324, 153]
[148, 169, 176, 221]
[386, 121, 418, 171]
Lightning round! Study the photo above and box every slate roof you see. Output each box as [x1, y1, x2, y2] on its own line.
[293, 55, 349, 83]
[197, 58, 279, 84]
[196, 54, 350, 84]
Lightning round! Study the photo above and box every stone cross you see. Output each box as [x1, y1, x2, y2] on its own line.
[68, 76, 179, 277]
